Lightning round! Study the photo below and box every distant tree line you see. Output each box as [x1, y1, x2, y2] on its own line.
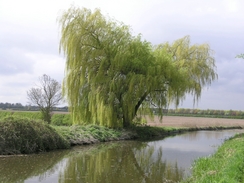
[1, 102, 242, 116]
[154, 108, 244, 118]
[0, 102, 68, 112]
[0, 102, 23, 110]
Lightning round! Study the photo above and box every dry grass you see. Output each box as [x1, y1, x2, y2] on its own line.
[146, 116, 244, 128]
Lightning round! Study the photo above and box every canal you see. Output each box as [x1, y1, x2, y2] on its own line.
[0, 130, 243, 183]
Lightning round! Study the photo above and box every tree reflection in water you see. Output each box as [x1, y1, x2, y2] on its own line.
[59, 141, 184, 183]
[0, 150, 69, 183]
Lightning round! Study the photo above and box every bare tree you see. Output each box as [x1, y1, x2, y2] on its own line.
[27, 74, 63, 123]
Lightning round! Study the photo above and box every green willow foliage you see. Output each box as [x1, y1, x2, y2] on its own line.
[58, 7, 217, 127]
[236, 53, 244, 59]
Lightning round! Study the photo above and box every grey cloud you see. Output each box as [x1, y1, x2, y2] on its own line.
[2, 79, 34, 88]
[216, 73, 244, 93]
[0, 48, 33, 75]
[0, 21, 60, 75]
[0, 21, 59, 55]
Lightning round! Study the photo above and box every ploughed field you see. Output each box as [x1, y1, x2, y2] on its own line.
[146, 116, 244, 128]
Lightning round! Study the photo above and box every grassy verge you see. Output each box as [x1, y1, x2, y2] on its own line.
[183, 133, 244, 183]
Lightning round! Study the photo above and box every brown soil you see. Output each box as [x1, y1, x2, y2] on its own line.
[146, 116, 244, 128]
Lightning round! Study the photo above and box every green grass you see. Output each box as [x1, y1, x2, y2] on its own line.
[0, 111, 73, 126]
[0, 110, 43, 120]
[183, 133, 244, 183]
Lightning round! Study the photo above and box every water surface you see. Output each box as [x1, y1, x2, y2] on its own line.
[0, 130, 243, 183]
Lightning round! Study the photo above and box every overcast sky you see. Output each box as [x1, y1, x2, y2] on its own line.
[0, 0, 243, 110]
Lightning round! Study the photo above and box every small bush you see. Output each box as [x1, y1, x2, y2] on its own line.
[51, 114, 64, 126]
[51, 113, 72, 126]
[0, 116, 69, 155]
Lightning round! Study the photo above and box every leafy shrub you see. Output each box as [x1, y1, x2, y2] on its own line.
[0, 116, 69, 155]
[51, 113, 72, 126]
[51, 114, 64, 126]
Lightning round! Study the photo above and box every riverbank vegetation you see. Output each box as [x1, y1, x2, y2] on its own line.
[0, 115, 175, 154]
[0, 115, 179, 154]
[0, 116, 69, 155]
[184, 133, 244, 183]
[1, 115, 242, 155]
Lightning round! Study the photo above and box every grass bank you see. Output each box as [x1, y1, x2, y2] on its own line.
[53, 125, 242, 146]
[52, 125, 175, 146]
[183, 133, 244, 183]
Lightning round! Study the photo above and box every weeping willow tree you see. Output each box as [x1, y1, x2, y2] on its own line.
[58, 7, 217, 127]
